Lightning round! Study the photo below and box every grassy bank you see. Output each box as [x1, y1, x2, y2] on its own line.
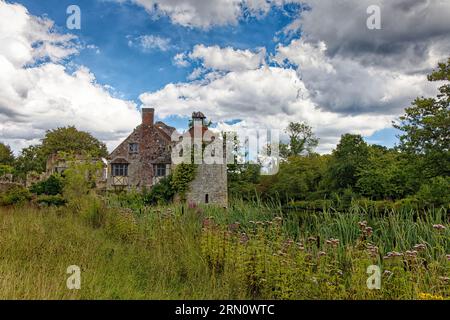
[0, 200, 448, 299]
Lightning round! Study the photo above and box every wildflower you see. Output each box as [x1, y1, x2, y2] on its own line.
[358, 221, 368, 230]
[364, 227, 373, 237]
[367, 244, 379, 257]
[273, 216, 283, 225]
[188, 202, 197, 209]
[446, 254, 450, 261]
[202, 218, 215, 229]
[296, 242, 305, 251]
[383, 251, 403, 259]
[307, 236, 317, 243]
[413, 244, 427, 252]
[383, 270, 393, 277]
[228, 222, 240, 232]
[418, 293, 444, 300]
[439, 276, 450, 283]
[405, 250, 418, 258]
[239, 232, 249, 244]
[318, 251, 327, 257]
[432, 224, 446, 231]
[325, 238, 340, 247]
[284, 239, 294, 246]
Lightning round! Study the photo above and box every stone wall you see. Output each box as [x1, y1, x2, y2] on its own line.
[185, 163, 228, 207]
[0, 181, 23, 193]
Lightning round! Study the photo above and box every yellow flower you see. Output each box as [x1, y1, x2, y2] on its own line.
[418, 292, 444, 300]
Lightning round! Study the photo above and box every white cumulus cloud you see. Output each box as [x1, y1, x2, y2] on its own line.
[0, 1, 140, 153]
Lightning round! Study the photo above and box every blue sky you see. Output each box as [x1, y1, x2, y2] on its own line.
[17, 0, 305, 129]
[19, 3, 292, 96]
[2, 0, 448, 153]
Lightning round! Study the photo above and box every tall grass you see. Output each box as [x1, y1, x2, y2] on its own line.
[0, 198, 448, 299]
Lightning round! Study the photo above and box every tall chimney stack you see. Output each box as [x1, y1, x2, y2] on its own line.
[142, 108, 154, 126]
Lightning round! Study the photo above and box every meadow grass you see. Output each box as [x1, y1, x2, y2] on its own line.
[0, 199, 448, 299]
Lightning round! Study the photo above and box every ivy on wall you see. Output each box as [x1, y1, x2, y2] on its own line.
[171, 163, 197, 200]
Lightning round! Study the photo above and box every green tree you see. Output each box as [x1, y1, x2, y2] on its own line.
[326, 134, 369, 191]
[14, 127, 107, 179]
[228, 163, 261, 200]
[41, 126, 108, 159]
[14, 145, 46, 179]
[394, 58, 450, 178]
[0, 143, 14, 165]
[415, 176, 450, 208]
[280, 122, 319, 158]
[260, 154, 329, 202]
[356, 146, 415, 200]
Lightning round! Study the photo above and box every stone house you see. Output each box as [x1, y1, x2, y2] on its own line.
[107, 108, 228, 207]
[107, 108, 175, 191]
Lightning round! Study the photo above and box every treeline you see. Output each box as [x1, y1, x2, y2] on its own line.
[228, 58, 450, 210]
[0, 126, 108, 180]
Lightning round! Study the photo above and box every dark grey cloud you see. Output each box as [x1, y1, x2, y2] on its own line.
[299, 0, 450, 72]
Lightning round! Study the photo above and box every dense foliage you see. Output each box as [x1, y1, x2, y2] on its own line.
[143, 176, 175, 205]
[12, 127, 107, 179]
[228, 59, 450, 210]
[30, 174, 64, 196]
[0, 143, 14, 165]
[171, 163, 197, 200]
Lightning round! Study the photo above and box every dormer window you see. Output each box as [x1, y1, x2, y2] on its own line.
[129, 143, 139, 154]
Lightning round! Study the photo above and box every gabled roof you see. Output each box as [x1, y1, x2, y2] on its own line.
[108, 121, 174, 159]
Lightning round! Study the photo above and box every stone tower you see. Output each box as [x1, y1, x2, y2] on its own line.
[184, 112, 228, 207]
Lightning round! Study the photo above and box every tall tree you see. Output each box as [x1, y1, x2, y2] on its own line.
[0, 143, 14, 165]
[15, 127, 108, 178]
[14, 145, 46, 179]
[41, 126, 108, 159]
[356, 145, 415, 200]
[394, 58, 450, 178]
[326, 134, 369, 191]
[280, 122, 319, 158]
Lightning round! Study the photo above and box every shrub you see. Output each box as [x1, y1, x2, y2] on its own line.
[353, 199, 395, 214]
[63, 159, 103, 204]
[0, 164, 14, 177]
[35, 194, 66, 206]
[415, 176, 450, 209]
[0, 186, 31, 206]
[30, 174, 64, 195]
[285, 200, 333, 211]
[143, 176, 175, 205]
[393, 197, 419, 212]
[79, 193, 107, 228]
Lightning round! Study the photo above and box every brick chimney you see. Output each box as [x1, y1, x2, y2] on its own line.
[142, 108, 154, 126]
